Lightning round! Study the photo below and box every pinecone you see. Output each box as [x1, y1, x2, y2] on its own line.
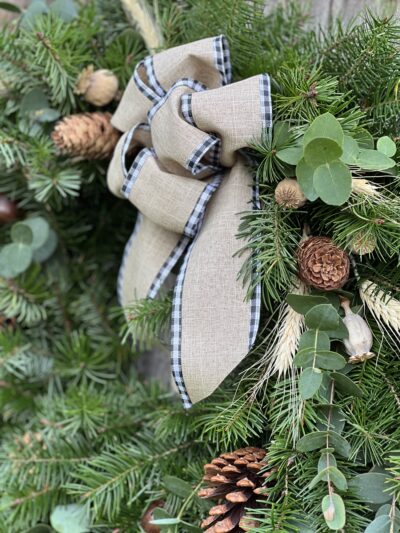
[52, 112, 121, 159]
[297, 236, 350, 290]
[198, 447, 273, 532]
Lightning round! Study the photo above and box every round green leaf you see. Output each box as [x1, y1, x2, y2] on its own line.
[49, 0, 78, 22]
[303, 113, 344, 148]
[33, 229, 58, 262]
[299, 367, 323, 399]
[377, 136, 397, 157]
[164, 476, 192, 498]
[304, 138, 343, 167]
[322, 493, 346, 530]
[314, 351, 346, 371]
[305, 304, 339, 331]
[296, 431, 326, 452]
[286, 294, 329, 315]
[20, 88, 49, 116]
[296, 158, 318, 201]
[318, 452, 337, 476]
[330, 372, 363, 397]
[276, 145, 303, 165]
[34, 108, 61, 123]
[365, 515, 394, 533]
[11, 222, 33, 245]
[1, 243, 32, 275]
[20, 1, 48, 29]
[354, 128, 374, 149]
[349, 473, 392, 504]
[0, 247, 18, 278]
[23, 217, 50, 250]
[313, 160, 352, 206]
[340, 135, 360, 165]
[310, 466, 347, 491]
[50, 504, 89, 533]
[356, 149, 395, 171]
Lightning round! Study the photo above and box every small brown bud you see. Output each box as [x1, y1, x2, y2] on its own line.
[75, 65, 119, 107]
[274, 178, 306, 209]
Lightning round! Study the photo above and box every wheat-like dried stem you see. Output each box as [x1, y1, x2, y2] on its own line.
[351, 178, 382, 199]
[120, 0, 164, 52]
[360, 280, 400, 345]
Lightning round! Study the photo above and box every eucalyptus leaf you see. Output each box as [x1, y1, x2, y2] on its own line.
[349, 473, 392, 504]
[298, 330, 330, 352]
[34, 108, 61, 123]
[303, 113, 344, 148]
[376, 504, 400, 519]
[0, 247, 18, 278]
[23, 217, 50, 250]
[296, 157, 318, 201]
[340, 135, 360, 165]
[309, 466, 347, 491]
[322, 493, 346, 530]
[50, 504, 90, 533]
[316, 405, 346, 434]
[164, 476, 193, 498]
[20, 88, 49, 117]
[276, 145, 303, 165]
[354, 128, 374, 149]
[286, 294, 329, 315]
[151, 518, 181, 526]
[326, 318, 349, 340]
[1, 242, 32, 275]
[49, 0, 78, 22]
[11, 222, 33, 245]
[33, 229, 58, 262]
[356, 149, 395, 171]
[314, 350, 346, 371]
[24, 527, 53, 533]
[318, 452, 337, 476]
[304, 138, 343, 167]
[331, 372, 363, 397]
[19, 1, 48, 29]
[313, 160, 352, 206]
[305, 304, 339, 331]
[297, 430, 350, 457]
[365, 514, 399, 533]
[152, 508, 172, 520]
[299, 367, 323, 399]
[377, 136, 396, 157]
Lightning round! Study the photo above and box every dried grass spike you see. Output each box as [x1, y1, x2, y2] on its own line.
[360, 280, 400, 345]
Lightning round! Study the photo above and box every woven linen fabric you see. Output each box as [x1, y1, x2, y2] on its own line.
[107, 35, 272, 407]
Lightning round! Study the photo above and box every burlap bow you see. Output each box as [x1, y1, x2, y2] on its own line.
[107, 35, 272, 407]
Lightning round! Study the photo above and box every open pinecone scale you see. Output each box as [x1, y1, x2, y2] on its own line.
[198, 447, 273, 532]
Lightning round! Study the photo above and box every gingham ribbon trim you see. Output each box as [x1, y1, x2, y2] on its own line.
[181, 94, 195, 126]
[170, 175, 223, 408]
[213, 35, 232, 86]
[185, 135, 222, 175]
[121, 147, 155, 198]
[259, 74, 273, 128]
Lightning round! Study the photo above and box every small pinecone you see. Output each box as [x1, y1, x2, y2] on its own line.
[140, 500, 164, 533]
[198, 447, 273, 532]
[297, 236, 350, 290]
[52, 112, 121, 159]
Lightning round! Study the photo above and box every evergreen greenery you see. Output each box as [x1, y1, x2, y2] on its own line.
[0, 1, 399, 532]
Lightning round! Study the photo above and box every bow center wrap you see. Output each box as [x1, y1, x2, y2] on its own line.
[107, 35, 272, 407]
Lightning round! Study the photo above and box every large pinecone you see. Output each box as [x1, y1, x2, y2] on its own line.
[297, 236, 350, 290]
[198, 447, 273, 532]
[52, 112, 120, 159]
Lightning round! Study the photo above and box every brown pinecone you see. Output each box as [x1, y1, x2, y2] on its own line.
[198, 447, 273, 532]
[52, 112, 121, 159]
[297, 236, 350, 290]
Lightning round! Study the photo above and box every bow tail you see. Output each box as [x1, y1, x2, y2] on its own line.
[172, 158, 260, 407]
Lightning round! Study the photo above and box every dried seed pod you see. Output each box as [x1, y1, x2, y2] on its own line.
[274, 178, 306, 209]
[340, 298, 374, 363]
[0, 194, 18, 223]
[75, 65, 119, 106]
[350, 231, 377, 255]
[140, 500, 165, 533]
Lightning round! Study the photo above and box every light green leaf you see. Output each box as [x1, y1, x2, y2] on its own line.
[316, 405, 346, 434]
[296, 157, 318, 201]
[299, 367, 323, 399]
[304, 138, 343, 167]
[326, 318, 349, 340]
[314, 350, 346, 371]
[377, 136, 397, 157]
[33, 229, 58, 262]
[23, 217, 50, 250]
[313, 160, 352, 206]
[349, 473, 392, 504]
[152, 508, 172, 520]
[276, 145, 303, 165]
[365, 515, 399, 533]
[19, 1, 48, 29]
[354, 128, 374, 149]
[297, 431, 350, 457]
[322, 493, 346, 530]
[1, 243, 32, 275]
[309, 466, 347, 491]
[49, 0, 78, 22]
[50, 504, 90, 533]
[151, 518, 181, 525]
[331, 372, 363, 397]
[304, 113, 344, 148]
[287, 294, 329, 315]
[164, 476, 193, 498]
[305, 304, 339, 331]
[318, 452, 337, 476]
[340, 135, 360, 165]
[20, 88, 49, 117]
[11, 222, 33, 245]
[356, 149, 395, 171]
[34, 108, 61, 123]
[376, 505, 400, 519]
